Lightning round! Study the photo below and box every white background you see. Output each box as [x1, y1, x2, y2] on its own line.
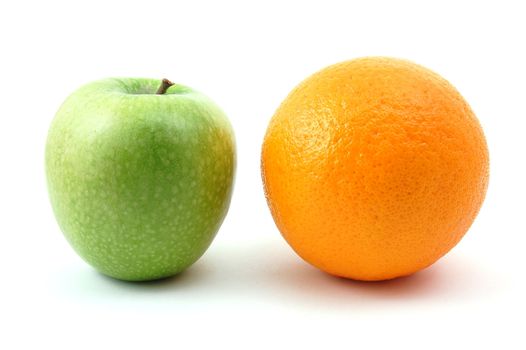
[1, 0, 525, 348]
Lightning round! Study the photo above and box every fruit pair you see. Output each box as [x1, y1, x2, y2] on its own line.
[46, 57, 489, 282]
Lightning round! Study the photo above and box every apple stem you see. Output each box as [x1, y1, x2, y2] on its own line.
[156, 79, 175, 95]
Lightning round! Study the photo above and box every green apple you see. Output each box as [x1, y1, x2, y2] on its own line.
[46, 78, 236, 281]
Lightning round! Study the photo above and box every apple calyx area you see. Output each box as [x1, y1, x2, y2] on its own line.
[156, 78, 175, 95]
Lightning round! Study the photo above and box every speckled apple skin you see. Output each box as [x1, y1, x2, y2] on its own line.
[46, 78, 236, 281]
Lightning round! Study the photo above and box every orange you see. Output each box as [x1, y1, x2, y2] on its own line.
[261, 57, 489, 281]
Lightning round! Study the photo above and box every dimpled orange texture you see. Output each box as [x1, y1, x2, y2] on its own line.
[261, 57, 489, 281]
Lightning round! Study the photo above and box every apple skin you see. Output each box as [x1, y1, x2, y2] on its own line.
[46, 78, 236, 281]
